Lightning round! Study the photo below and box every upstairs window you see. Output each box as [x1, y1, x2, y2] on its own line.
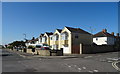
[75, 35, 78, 39]
[61, 32, 68, 40]
[50, 37, 52, 40]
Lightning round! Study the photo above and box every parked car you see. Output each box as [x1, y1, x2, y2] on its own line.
[40, 47, 50, 50]
[35, 44, 51, 50]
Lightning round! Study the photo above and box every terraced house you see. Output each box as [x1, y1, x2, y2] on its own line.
[42, 32, 53, 45]
[26, 26, 92, 54]
[52, 29, 62, 50]
[60, 26, 92, 54]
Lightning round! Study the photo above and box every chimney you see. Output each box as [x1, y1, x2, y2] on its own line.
[102, 29, 107, 33]
[32, 37, 35, 40]
[111, 32, 114, 36]
[116, 33, 119, 37]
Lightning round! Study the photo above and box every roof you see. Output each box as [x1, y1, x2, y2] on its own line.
[56, 29, 62, 33]
[26, 38, 38, 43]
[45, 32, 53, 36]
[40, 34, 44, 37]
[93, 31, 115, 37]
[65, 26, 91, 35]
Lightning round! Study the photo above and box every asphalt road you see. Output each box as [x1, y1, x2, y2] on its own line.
[1, 49, 120, 73]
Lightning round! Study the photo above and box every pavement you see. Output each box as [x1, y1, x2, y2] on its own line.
[1, 49, 120, 73]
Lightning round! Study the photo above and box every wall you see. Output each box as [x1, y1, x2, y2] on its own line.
[60, 27, 72, 54]
[36, 49, 50, 56]
[49, 35, 53, 49]
[71, 33, 92, 54]
[26, 49, 50, 56]
[81, 44, 117, 54]
[93, 37, 107, 45]
[107, 37, 115, 45]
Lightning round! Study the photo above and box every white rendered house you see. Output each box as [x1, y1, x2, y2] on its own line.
[93, 29, 116, 45]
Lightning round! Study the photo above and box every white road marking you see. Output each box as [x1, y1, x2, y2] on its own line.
[68, 66, 71, 68]
[82, 67, 86, 69]
[88, 70, 93, 73]
[84, 56, 92, 58]
[108, 61, 113, 63]
[112, 61, 120, 71]
[93, 69, 98, 72]
[78, 68, 81, 70]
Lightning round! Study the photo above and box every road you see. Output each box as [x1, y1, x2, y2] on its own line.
[1, 49, 120, 73]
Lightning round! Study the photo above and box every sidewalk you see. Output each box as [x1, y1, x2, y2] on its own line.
[5, 49, 78, 59]
[4, 49, 119, 59]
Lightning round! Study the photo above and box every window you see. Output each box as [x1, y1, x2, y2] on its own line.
[96, 38, 98, 40]
[36, 45, 41, 48]
[56, 35, 59, 40]
[40, 38, 42, 42]
[50, 37, 52, 40]
[45, 37, 47, 42]
[61, 32, 68, 40]
[75, 35, 78, 38]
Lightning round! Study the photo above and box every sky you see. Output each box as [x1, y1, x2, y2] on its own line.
[2, 2, 118, 45]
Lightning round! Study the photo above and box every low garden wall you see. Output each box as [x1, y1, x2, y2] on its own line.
[81, 44, 119, 54]
[36, 49, 50, 56]
[26, 49, 63, 56]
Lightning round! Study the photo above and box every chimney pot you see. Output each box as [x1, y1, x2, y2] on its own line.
[116, 33, 119, 37]
[102, 29, 107, 33]
[111, 32, 114, 36]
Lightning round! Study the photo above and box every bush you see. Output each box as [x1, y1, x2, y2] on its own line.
[28, 45, 35, 49]
[7, 46, 13, 49]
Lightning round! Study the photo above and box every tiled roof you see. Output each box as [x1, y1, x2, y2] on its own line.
[40, 34, 44, 37]
[45, 32, 53, 36]
[56, 29, 62, 33]
[65, 26, 91, 35]
[26, 38, 38, 43]
[93, 31, 115, 37]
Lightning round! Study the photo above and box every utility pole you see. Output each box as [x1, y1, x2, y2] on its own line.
[89, 26, 96, 44]
[89, 26, 96, 53]
[23, 33, 27, 41]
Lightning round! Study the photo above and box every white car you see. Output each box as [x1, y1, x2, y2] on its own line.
[35, 44, 50, 50]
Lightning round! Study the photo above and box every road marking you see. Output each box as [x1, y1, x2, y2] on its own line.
[112, 61, 120, 71]
[84, 56, 92, 58]
[88, 70, 93, 73]
[78, 68, 81, 70]
[93, 69, 98, 72]
[82, 67, 86, 69]
[16, 52, 26, 58]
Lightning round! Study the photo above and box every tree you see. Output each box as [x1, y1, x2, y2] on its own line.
[8, 41, 26, 47]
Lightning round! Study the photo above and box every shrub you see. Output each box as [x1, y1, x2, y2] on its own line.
[7, 46, 13, 49]
[28, 45, 35, 49]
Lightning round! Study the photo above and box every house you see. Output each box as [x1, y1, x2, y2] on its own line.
[42, 32, 53, 45]
[49, 34, 54, 49]
[38, 33, 44, 44]
[52, 29, 62, 50]
[60, 26, 92, 54]
[25, 37, 39, 47]
[93, 29, 116, 45]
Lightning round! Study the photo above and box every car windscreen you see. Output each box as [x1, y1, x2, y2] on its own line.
[36, 45, 41, 48]
[43, 44, 49, 46]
